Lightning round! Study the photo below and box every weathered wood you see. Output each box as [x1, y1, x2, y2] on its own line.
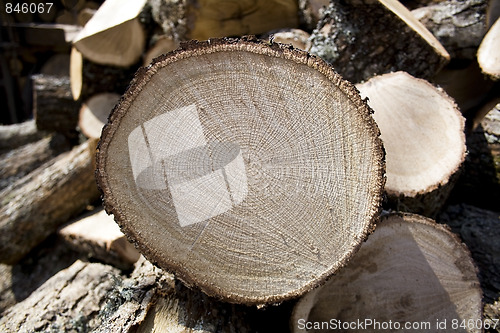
[0, 133, 71, 191]
[261, 28, 311, 51]
[32, 74, 81, 138]
[309, 0, 450, 83]
[96, 37, 385, 305]
[0, 139, 101, 264]
[357, 71, 466, 217]
[79, 92, 120, 139]
[59, 207, 140, 270]
[291, 213, 483, 333]
[478, 17, 500, 79]
[412, 0, 488, 60]
[0, 120, 45, 154]
[0, 260, 122, 332]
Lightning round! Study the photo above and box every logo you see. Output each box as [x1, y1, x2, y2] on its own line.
[128, 104, 248, 227]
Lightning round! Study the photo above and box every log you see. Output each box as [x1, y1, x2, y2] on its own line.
[79, 92, 120, 139]
[150, 0, 300, 41]
[478, 17, 500, 80]
[96, 37, 385, 305]
[32, 74, 80, 139]
[411, 0, 488, 60]
[297, 0, 330, 30]
[261, 28, 311, 51]
[73, 0, 148, 67]
[0, 260, 122, 332]
[0, 139, 101, 264]
[0, 120, 45, 154]
[356, 71, 466, 217]
[59, 206, 140, 269]
[0, 133, 71, 191]
[309, 0, 450, 83]
[143, 34, 180, 66]
[291, 213, 483, 333]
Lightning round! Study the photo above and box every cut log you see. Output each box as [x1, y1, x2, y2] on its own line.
[412, 0, 488, 60]
[143, 34, 180, 66]
[478, 17, 500, 80]
[96, 37, 385, 305]
[291, 213, 483, 333]
[0, 133, 71, 191]
[0, 260, 122, 332]
[261, 28, 311, 51]
[150, 0, 300, 41]
[79, 92, 120, 139]
[357, 71, 466, 217]
[309, 0, 450, 83]
[0, 139, 101, 264]
[32, 74, 81, 139]
[73, 0, 148, 67]
[0, 120, 45, 153]
[59, 206, 140, 269]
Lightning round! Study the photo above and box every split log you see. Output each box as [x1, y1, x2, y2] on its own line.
[32, 74, 80, 138]
[73, 0, 148, 67]
[0, 133, 71, 191]
[150, 0, 300, 41]
[291, 213, 483, 333]
[411, 0, 488, 60]
[478, 17, 500, 79]
[0, 120, 45, 153]
[357, 71, 466, 217]
[96, 37, 385, 305]
[0, 260, 122, 332]
[59, 207, 140, 270]
[79, 92, 120, 139]
[309, 0, 450, 83]
[0, 139, 101, 264]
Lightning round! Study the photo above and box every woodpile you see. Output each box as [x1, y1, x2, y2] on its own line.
[1, 0, 499, 332]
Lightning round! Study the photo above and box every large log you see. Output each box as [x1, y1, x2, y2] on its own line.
[309, 0, 450, 83]
[0, 139, 101, 264]
[96, 37, 385, 305]
[291, 213, 483, 333]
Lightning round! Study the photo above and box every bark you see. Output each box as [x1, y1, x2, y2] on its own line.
[0, 120, 45, 154]
[0, 139, 101, 264]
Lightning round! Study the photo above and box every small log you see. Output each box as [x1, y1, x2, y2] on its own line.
[0, 260, 122, 332]
[96, 37, 385, 305]
[309, 0, 450, 83]
[0, 133, 71, 191]
[478, 17, 500, 80]
[357, 71, 466, 217]
[32, 74, 80, 138]
[0, 120, 45, 153]
[79, 92, 120, 139]
[73, 0, 148, 67]
[59, 206, 140, 270]
[412, 0, 488, 60]
[291, 213, 483, 333]
[0, 139, 101, 264]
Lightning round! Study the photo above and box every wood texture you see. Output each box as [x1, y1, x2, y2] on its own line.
[309, 0, 450, 83]
[291, 213, 483, 333]
[478, 17, 500, 79]
[0, 139, 101, 264]
[0, 120, 45, 154]
[357, 71, 466, 217]
[79, 92, 120, 139]
[96, 37, 385, 304]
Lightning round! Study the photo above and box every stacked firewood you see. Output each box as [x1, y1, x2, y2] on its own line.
[0, 0, 499, 332]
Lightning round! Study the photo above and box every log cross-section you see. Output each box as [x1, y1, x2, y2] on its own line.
[96, 37, 385, 305]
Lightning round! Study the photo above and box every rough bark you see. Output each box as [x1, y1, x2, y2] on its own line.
[0, 133, 71, 191]
[412, 0, 488, 60]
[96, 37, 385, 305]
[0, 139, 101, 264]
[0, 120, 45, 154]
[260, 28, 311, 51]
[309, 0, 450, 83]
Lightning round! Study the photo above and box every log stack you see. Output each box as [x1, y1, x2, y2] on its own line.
[1, 0, 499, 332]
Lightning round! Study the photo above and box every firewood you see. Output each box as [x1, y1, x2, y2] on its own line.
[143, 34, 180, 66]
[261, 28, 311, 51]
[298, 0, 330, 30]
[0, 120, 45, 153]
[0, 133, 71, 191]
[73, 0, 148, 67]
[0, 139, 101, 264]
[412, 0, 488, 60]
[356, 71, 466, 217]
[59, 207, 140, 269]
[79, 92, 120, 139]
[150, 0, 300, 41]
[291, 213, 483, 333]
[96, 37, 385, 305]
[309, 0, 450, 83]
[40, 53, 70, 77]
[487, 0, 500, 28]
[478, 17, 500, 79]
[0, 260, 122, 332]
[32, 74, 80, 139]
